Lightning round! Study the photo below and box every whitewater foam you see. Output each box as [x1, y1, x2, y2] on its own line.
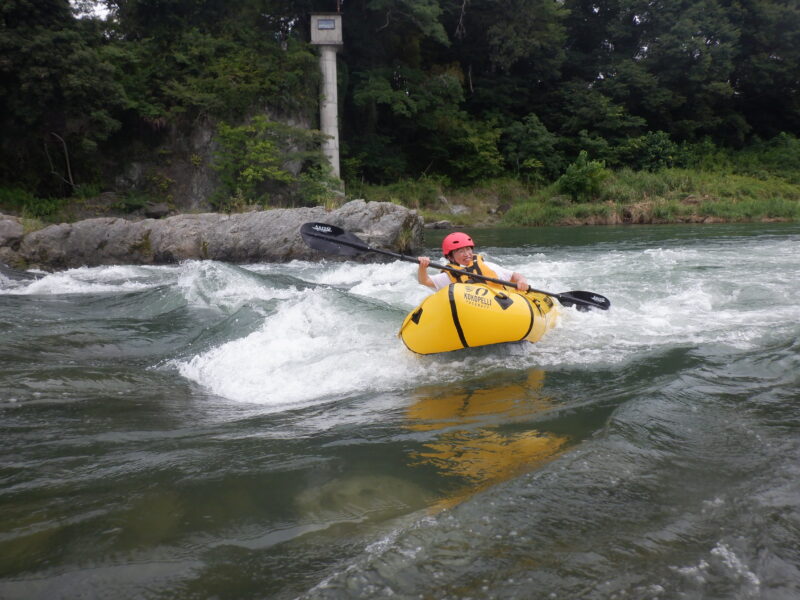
[176, 289, 419, 407]
[2, 265, 159, 295]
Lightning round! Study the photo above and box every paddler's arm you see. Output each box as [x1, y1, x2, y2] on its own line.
[510, 272, 528, 291]
[417, 257, 436, 289]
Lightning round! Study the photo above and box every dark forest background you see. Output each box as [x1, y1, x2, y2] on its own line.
[1, 0, 799, 218]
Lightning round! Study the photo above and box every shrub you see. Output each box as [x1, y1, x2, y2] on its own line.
[614, 131, 679, 171]
[212, 116, 327, 208]
[445, 120, 505, 183]
[651, 200, 681, 221]
[568, 202, 617, 220]
[0, 187, 65, 218]
[74, 183, 102, 199]
[347, 177, 445, 209]
[673, 138, 729, 171]
[699, 197, 800, 221]
[0, 187, 36, 210]
[556, 151, 610, 202]
[112, 192, 151, 213]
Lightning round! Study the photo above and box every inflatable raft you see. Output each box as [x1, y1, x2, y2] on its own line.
[399, 283, 558, 355]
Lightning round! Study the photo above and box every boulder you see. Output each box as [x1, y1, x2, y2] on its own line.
[144, 202, 171, 219]
[0, 214, 24, 269]
[425, 220, 453, 229]
[0, 214, 23, 247]
[6, 200, 423, 270]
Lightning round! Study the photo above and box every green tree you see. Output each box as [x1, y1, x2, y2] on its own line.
[501, 114, 564, 182]
[599, 0, 743, 142]
[0, 0, 125, 194]
[341, 0, 454, 180]
[341, 0, 569, 183]
[560, 0, 755, 145]
[449, 0, 567, 128]
[212, 115, 329, 208]
[2, 0, 799, 200]
[730, 0, 800, 138]
[639, 0, 742, 141]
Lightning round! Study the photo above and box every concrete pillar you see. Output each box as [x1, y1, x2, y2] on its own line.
[319, 45, 340, 179]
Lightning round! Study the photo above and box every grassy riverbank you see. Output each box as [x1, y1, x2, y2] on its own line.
[348, 135, 800, 228]
[3, 136, 800, 230]
[350, 168, 800, 228]
[4, 169, 799, 231]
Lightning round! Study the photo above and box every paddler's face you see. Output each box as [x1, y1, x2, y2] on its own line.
[451, 246, 474, 266]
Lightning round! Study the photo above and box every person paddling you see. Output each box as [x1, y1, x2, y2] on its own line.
[417, 232, 529, 292]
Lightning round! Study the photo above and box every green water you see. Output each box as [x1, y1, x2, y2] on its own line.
[1, 223, 799, 599]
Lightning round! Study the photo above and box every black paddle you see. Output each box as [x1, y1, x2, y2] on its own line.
[300, 222, 611, 311]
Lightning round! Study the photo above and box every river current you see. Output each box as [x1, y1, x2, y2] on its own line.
[1, 223, 799, 599]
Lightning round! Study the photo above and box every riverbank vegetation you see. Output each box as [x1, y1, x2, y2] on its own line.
[1, 1, 799, 226]
[350, 134, 800, 226]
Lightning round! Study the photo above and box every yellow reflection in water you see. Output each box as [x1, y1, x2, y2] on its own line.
[407, 370, 568, 510]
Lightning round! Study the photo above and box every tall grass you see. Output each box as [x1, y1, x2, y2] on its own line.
[345, 177, 446, 209]
[0, 187, 68, 219]
[348, 164, 800, 227]
[502, 166, 800, 226]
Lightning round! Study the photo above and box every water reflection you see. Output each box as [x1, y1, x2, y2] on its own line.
[406, 370, 568, 510]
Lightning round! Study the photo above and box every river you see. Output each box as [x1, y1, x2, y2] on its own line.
[1, 223, 799, 599]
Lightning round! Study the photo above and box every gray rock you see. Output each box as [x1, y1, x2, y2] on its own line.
[0, 214, 23, 247]
[7, 200, 423, 271]
[0, 214, 24, 268]
[425, 220, 453, 229]
[144, 202, 171, 219]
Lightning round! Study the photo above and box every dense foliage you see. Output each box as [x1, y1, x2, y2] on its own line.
[1, 0, 799, 209]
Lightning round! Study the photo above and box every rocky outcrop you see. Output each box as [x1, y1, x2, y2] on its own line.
[0, 214, 24, 268]
[1, 200, 423, 271]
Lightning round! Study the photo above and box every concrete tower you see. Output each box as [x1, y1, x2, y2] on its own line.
[310, 14, 343, 180]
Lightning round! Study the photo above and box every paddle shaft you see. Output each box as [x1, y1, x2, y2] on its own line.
[303, 229, 567, 299]
[301, 223, 610, 310]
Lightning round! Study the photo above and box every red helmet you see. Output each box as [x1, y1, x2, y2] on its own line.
[442, 232, 474, 255]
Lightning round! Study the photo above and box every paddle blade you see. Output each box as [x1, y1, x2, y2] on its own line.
[300, 222, 369, 257]
[557, 290, 611, 311]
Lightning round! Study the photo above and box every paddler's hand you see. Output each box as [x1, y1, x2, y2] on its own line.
[417, 257, 435, 288]
[511, 273, 528, 291]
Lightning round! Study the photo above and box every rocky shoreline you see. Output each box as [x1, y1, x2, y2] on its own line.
[0, 200, 424, 271]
